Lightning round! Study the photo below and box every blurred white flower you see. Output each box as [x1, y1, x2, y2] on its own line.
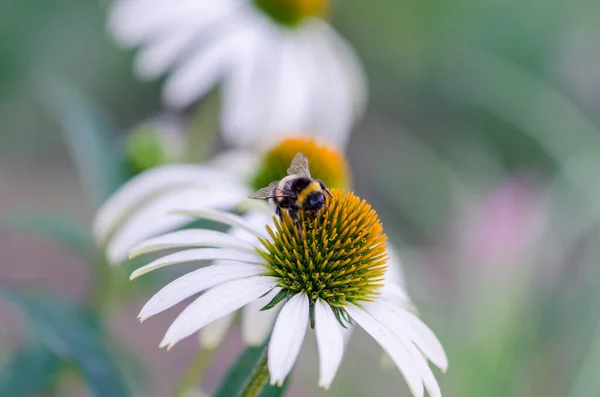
[128, 190, 447, 394]
[108, 0, 367, 148]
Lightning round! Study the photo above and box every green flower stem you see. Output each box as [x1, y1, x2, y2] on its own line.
[92, 255, 116, 315]
[173, 347, 217, 397]
[239, 349, 270, 397]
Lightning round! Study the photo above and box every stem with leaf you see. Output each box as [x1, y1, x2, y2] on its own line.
[239, 350, 270, 397]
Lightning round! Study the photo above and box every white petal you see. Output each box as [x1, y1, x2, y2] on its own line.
[385, 245, 407, 289]
[306, 25, 354, 148]
[231, 210, 275, 243]
[138, 262, 265, 320]
[268, 294, 309, 386]
[174, 209, 268, 238]
[208, 148, 261, 181]
[163, 22, 250, 108]
[108, 0, 222, 46]
[346, 304, 424, 397]
[130, 248, 262, 280]
[106, 183, 247, 263]
[93, 164, 237, 243]
[370, 301, 448, 372]
[199, 312, 235, 349]
[129, 229, 256, 258]
[133, 26, 199, 80]
[405, 341, 442, 397]
[261, 33, 313, 138]
[219, 16, 280, 146]
[317, 21, 368, 119]
[314, 300, 345, 389]
[160, 275, 278, 348]
[241, 287, 281, 346]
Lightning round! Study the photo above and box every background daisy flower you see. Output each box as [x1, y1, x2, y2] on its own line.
[107, 0, 367, 148]
[129, 189, 447, 396]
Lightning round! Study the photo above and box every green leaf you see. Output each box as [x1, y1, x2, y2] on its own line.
[214, 342, 289, 397]
[3, 290, 131, 397]
[3, 213, 93, 257]
[0, 344, 61, 397]
[37, 78, 129, 206]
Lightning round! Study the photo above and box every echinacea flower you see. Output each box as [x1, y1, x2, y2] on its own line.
[94, 136, 353, 348]
[107, 0, 367, 148]
[129, 189, 447, 395]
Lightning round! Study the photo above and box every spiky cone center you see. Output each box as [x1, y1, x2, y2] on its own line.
[251, 137, 350, 192]
[257, 189, 387, 322]
[254, 0, 329, 27]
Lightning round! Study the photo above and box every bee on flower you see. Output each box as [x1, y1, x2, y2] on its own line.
[249, 152, 333, 231]
[128, 187, 447, 396]
[93, 136, 446, 394]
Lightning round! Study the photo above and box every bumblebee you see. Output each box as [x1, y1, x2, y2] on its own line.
[249, 152, 332, 229]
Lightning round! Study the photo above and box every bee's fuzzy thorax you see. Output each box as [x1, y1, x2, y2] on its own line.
[296, 181, 321, 207]
[257, 189, 388, 314]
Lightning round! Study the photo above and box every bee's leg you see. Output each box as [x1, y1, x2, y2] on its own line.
[319, 181, 333, 197]
[275, 206, 283, 219]
[287, 209, 302, 236]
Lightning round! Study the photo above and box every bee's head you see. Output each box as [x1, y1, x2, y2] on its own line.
[304, 191, 326, 213]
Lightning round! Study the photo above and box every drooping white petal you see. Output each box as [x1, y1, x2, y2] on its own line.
[174, 209, 268, 238]
[268, 294, 309, 387]
[160, 275, 278, 348]
[132, 0, 241, 79]
[346, 304, 424, 397]
[163, 23, 251, 108]
[305, 24, 353, 148]
[138, 262, 265, 320]
[129, 229, 256, 258]
[93, 164, 236, 244]
[219, 15, 280, 147]
[130, 248, 262, 280]
[108, 0, 225, 46]
[107, 183, 247, 263]
[199, 312, 236, 349]
[261, 33, 313, 139]
[385, 245, 408, 289]
[369, 301, 448, 372]
[403, 339, 442, 397]
[378, 313, 442, 397]
[317, 21, 368, 119]
[380, 246, 413, 308]
[133, 26, 199, 80]
[314, 300, 345, 389]
[241, 287, 281, 346]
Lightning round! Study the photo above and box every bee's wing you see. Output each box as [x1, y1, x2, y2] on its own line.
[248, 181, 279, 199]
[287, 152, 311, 178]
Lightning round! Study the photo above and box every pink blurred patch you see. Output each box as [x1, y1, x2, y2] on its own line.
[461, 174, 548, 270]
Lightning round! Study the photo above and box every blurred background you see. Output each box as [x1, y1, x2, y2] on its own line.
[2, 0, 600, 396]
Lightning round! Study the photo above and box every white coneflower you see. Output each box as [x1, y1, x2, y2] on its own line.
[94, 137, 352, 348]
[107, 0, 366, 148]
[129, 189, 447, 396]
